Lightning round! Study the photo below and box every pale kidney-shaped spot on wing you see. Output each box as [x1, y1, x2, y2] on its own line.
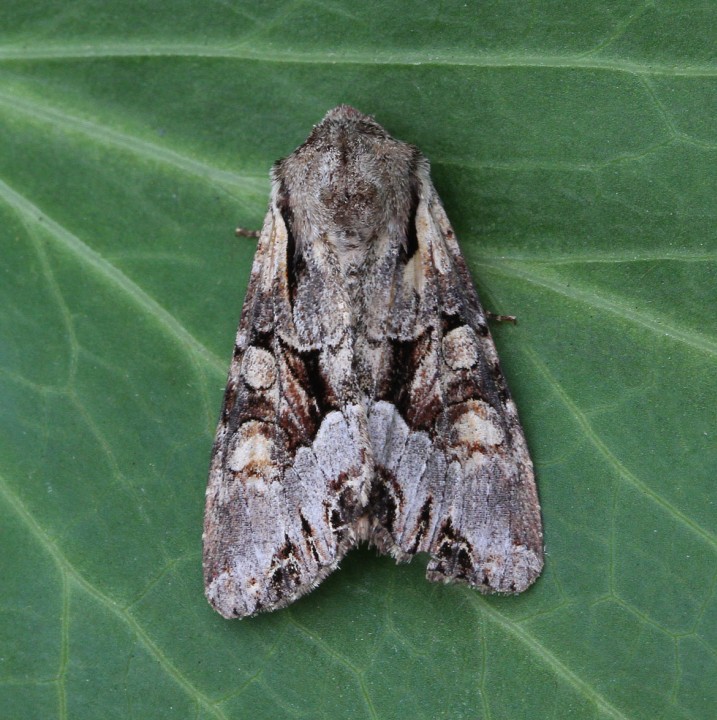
[454, 400, 505, 448]
[442, 326, 479, 370]
[228, 420, 278, 486]
[241, 346, 277, 389]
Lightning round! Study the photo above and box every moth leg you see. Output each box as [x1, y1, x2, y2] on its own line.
[235, 227, 261, 239]
[485, 310, 517, 324]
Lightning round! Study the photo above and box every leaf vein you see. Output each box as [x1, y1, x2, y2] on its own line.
[482, 261, 717, 357]
[0, 45, 716, 78]
[525, 348, 717, 551]
[0, 177, 226, 375]
[0, 477, 230, 720]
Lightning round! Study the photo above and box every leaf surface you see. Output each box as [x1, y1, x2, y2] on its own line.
[1, 2, 715, 719]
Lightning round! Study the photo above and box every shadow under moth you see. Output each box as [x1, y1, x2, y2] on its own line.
[203, 106, 543, 618]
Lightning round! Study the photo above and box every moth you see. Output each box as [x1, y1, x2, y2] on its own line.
[203, 106, 543, 618]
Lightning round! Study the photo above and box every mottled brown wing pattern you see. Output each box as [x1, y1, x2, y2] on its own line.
[204, 106, 542, 619]
[368, 174, 543, 593]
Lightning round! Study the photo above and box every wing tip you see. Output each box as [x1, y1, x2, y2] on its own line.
[425, 544, 544, 595]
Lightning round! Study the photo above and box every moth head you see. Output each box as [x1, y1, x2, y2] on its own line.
[273, 106, 424, 257]
[323, 105, 370, 124]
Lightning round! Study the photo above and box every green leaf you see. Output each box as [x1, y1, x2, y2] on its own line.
[1, 2, 715, 719]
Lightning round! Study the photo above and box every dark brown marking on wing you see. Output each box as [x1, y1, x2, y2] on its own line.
[275, 343, 341, 454]
[408, 497, 433, 554]
[369, 468, 401, 535]
[379, 330, 441, 431]
[299, 513, 321, 563]
[432, 519, 474, 581]
[401, 184, 420, 261]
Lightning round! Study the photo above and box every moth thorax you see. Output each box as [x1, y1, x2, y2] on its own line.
[319, 178, 386, 236]
[330, 229, 375, 275]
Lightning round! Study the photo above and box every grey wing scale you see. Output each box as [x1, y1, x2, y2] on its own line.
[368, 173, 543, 593]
